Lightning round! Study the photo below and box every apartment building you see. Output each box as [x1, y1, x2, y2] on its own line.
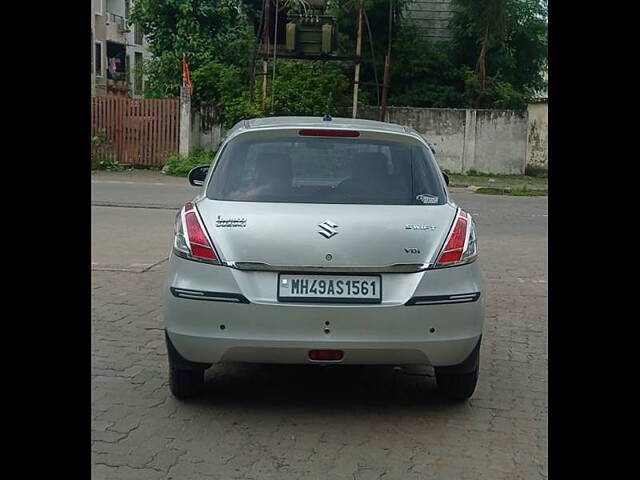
[405, 0, 456, 43]
[91, 0, 151, 97]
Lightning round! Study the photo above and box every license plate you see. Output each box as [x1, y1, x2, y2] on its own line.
[277, 274, 382, 303]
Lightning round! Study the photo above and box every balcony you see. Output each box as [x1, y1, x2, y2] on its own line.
[106, 71, 130, 97]
[105, 12, 129, 42]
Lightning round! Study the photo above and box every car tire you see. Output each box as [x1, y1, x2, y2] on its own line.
[435, 368, 478, 401]
[169, 365, 204, 399]
[165, 331, 210, 400]
[435, 337, 481, 401]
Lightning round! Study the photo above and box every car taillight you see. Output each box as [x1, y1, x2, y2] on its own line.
[185, 211, 217, 261]
[435, 208, 478, 267]
[173, 203, 220, 264]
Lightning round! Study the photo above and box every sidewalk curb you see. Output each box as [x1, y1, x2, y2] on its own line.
[92, 202, 181, 210]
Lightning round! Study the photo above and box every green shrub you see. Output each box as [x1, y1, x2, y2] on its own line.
[264, 60, 352, 119]
[460, 68, 528, 110]
[92, 129, 127, 171]
[475, 186, 547, 196]
[94, 157, 127, 171]
[163, 150, 216, 177]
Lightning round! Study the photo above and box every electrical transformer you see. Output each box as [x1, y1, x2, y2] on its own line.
[285, 14, 337, 55]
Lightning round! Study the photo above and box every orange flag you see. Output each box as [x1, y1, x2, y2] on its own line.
[182, 53, 194, 96]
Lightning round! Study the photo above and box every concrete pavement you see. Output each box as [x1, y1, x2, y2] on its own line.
[92, 170, 195, 209]
[91, 171, 193, 272]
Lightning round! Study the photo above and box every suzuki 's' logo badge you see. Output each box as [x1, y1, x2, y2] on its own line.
[318, 220, 339, 239]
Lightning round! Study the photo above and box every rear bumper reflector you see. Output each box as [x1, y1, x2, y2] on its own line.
[170, 287, 250, 304]
[405, 292, 481, 306]
[309, 350, 344, 361]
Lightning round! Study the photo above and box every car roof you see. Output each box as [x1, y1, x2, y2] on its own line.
[222, 116, 427, 145]
[245, 116, 409, 134]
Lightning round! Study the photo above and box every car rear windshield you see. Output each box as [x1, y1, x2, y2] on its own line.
[206, 134, 446, 205]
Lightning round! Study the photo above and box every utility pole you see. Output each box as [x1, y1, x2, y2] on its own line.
[249, 0, 268, 104]
[271, 0, 280, 112]
[262, 0, 271, 102]
[379, 0, 393, 121]
[352, 2, 363, 118]
[379, 55, 390, 121]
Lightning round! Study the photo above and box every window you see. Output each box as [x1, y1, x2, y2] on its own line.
[207, 135, 446, 205]
[106, 41, 127, 80]
[95, 42, 103, 77]
[134, 23, 143, 45]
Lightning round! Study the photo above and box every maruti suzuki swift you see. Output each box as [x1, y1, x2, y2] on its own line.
[164, 116, 484, 401]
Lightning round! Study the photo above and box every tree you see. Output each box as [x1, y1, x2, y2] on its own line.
[131, 0, 355, 126]
[332, 0, 406, 106]
[264, 60, 352, 117]
[131, 0, 546, 121]
[130, 0, 255, 102]
[451, 0, 508, 91]
[492, 0, 548, 95]
[385, 20, 463, 108]
[451, 0, 547, 97]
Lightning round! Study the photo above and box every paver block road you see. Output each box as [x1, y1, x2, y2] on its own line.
[91, 174, 547, 480]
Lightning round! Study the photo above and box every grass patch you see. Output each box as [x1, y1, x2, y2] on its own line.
[163, 150, 216, 177]
[475, 186, 547, 196]
[91, 154, 130, 172]
[448, 172, 547, 190]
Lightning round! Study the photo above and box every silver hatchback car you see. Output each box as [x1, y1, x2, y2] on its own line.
[164, 116, 484, 400]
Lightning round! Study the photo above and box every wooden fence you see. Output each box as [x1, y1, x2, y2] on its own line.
[91, 97, 180, 167]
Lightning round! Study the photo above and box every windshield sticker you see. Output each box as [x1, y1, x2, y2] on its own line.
[416, 194, 439, 205]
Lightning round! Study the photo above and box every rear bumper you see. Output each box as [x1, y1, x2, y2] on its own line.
[167, 329, 482, 366]
[164, 254, 484, 366]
